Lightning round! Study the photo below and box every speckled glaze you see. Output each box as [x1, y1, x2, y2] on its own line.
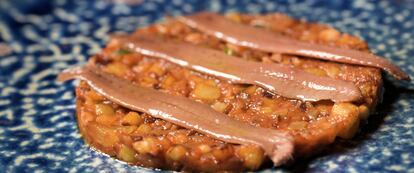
[0, 0, 413, 172]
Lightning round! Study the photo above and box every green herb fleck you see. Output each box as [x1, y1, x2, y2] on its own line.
[115, 49, 131, 55]
[253, 24, 265, 28]
[224, 47, 234, 55]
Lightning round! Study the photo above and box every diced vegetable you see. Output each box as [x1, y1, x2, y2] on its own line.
[197, 144, 211, 154]
[133, 137, 159, 155]
[358, 105, 370, 120]
[121, 112, 143, 126]
[237, 145, 264, 170]
[105, 62, 128, 76]
[117, 145, 137, 162]
[193, 82, 221, 102]
[211, 101, 228, 113]
[95, 104, 115, 116]
[96, 114, 117, 126]
[136, 124, 151, 134]
[288, 121, 308, 130]
[166, 145, 187, 161]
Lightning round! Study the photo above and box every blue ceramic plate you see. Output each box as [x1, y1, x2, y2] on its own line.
[1, 0, 413, 172]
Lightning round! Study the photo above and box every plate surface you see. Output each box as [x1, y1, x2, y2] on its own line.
[0, 0, 413, 172]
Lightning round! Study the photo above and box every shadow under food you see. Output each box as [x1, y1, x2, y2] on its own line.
[278, 77, 414, 172]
